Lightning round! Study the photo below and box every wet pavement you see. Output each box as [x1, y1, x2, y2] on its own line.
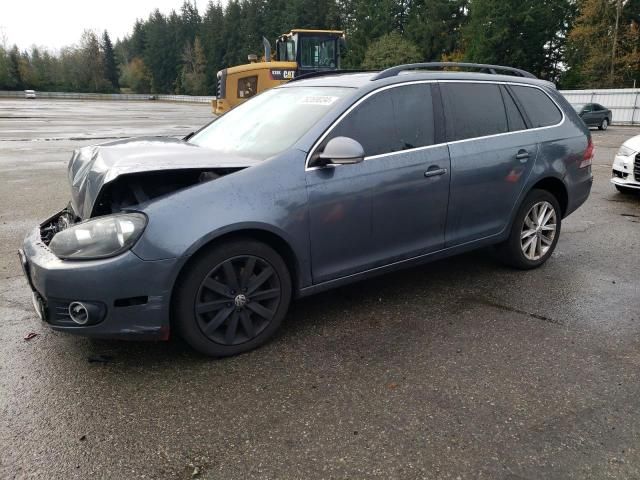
[1, 98, 639, 479]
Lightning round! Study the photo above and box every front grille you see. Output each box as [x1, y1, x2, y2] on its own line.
[635, 153, 640, 182]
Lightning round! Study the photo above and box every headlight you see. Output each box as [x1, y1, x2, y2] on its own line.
[49, 213, 147, 260]
[617, 145, 636, 157]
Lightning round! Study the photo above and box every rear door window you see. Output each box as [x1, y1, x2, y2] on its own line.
[325, 84, 434, 157]
[441, 83, 508, 141]
[510, 85, 562, 128]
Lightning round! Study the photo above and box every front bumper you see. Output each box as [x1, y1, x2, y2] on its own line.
[20, 223, 178, 340]
[611, 153, 640, 190]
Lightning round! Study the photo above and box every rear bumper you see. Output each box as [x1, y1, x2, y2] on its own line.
[565, 173, 593, 217]
[20, 225, 177, 340]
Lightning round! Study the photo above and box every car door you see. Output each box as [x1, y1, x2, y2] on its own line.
[581, 104, 596, 126]
[592, 104, 603, 124]
[305, 83, 450, 283]
[596, 104, 610, 124]
[441, 81, 538, 246]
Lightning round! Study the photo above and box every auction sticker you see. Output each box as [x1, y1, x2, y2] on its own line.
[297, 96, 339, 106]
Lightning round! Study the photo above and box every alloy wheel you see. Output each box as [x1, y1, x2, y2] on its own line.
[520, 201, 557, 261]
[195, 255, 281, 345]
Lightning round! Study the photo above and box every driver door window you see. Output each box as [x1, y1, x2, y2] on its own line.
[323, 90, 397, 157]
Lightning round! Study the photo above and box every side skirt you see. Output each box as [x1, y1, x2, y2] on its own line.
[297, 232, 505, 298]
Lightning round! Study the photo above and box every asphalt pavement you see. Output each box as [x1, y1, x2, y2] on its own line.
[0, 98, 639, 479]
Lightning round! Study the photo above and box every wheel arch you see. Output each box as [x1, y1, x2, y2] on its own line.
[529, 176, 568, 218]
[170, 226, 303, 313]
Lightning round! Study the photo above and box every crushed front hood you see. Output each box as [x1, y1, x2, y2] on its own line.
[68, 137, 259, 219]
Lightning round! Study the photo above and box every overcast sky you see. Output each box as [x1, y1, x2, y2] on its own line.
[1, 0, 212, 51]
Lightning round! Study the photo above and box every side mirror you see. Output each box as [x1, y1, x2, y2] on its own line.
[317, 137, 365, 166]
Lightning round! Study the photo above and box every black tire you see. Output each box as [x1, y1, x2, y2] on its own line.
[496, 189, 562, 270]
[174, 239, 292, 357]
[598, 118, 609, 130]
[615, 185, 636, 195]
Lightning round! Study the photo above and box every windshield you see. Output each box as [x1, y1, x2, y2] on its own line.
[189, 86, 352, 160]
[572, 103, 585, 112]
[300, 37, 337, 69]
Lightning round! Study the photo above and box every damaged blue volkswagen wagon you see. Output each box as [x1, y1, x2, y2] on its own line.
[19, 63, 593, 356]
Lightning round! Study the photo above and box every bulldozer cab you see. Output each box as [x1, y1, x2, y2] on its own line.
[213, 29, 345, 116]
[275, 30, 344, 74]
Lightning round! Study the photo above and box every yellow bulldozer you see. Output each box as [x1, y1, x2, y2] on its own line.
[212, 29, 345, 115]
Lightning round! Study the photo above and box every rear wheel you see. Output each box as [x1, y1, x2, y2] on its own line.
[496, 189, 561, 269]
[174, 239, 291, 357]
[599, 118, 609, 130]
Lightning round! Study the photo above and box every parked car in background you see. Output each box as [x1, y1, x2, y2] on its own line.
[19, 62, 593, 357]
[612, 134, 640, 194]
[24, 90, 36, 99]
[573, 103, 611, 130]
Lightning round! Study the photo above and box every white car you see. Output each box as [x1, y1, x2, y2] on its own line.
[24, 90, 36, 99]
[612, 134, 640, 193]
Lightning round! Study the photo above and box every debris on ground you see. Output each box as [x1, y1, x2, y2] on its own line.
[23, 332, 38, 341]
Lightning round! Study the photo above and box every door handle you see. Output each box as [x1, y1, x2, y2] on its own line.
[516, 150, 530, 162]
[424, 168, 447, 178]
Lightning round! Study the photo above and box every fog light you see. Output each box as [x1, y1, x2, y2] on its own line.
[68, 302, 89, 325]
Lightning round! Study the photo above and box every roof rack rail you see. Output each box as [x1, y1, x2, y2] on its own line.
[371, 62, 537, 81]
[287, 69, 375, 83]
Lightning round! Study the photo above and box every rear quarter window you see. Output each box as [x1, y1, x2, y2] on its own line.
[510, 85, 563, 128]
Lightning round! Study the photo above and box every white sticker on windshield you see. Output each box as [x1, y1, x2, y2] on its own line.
[298, 96, 339, 106]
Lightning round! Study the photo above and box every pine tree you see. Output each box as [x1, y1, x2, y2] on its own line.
[361, 32, 423, 69]
[8, 45, 22, 89]
[201, 1, 225, 92]
[463, 0, 575, 81]
[144, 9, 179, 93]
[405, 0, 469, 62]
[102, 31, 120, 91]
[79, 30, 106, 92]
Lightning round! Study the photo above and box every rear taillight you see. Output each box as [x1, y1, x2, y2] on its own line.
[580, 137, 594, 168]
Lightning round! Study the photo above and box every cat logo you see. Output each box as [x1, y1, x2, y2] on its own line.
[270, 69, 296, 81]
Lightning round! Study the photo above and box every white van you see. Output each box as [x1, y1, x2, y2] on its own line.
[24, 90, 36, 99]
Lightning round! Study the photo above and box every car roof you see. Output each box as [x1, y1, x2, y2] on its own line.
[282, 71, 555, 91]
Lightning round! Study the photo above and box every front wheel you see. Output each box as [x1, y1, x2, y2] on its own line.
[599, 118, 609, 130]
[496, 189, 562, 269]
[174, 239, 292, 357]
